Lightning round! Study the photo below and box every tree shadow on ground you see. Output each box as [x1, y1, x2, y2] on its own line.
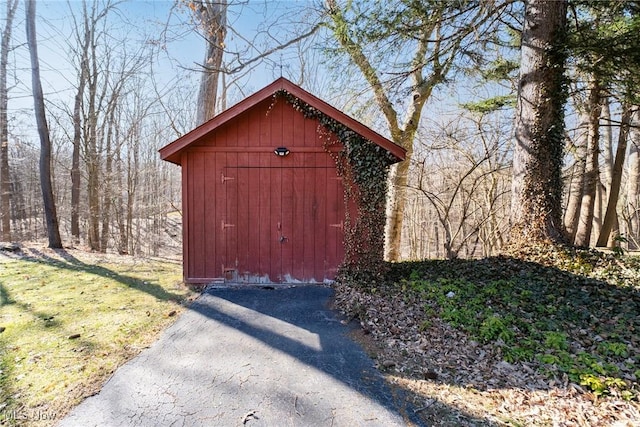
[20, 248, 184, 303]
[189, 285, 498, 426]
[353, 255, 640, 423]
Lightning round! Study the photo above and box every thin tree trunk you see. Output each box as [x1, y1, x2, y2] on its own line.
[100, 121, 113, 252]
[0, 0, 18, 242]
[597, 105, 634, 247]
[70, 4, 90, 244]
[126, 133, 139, 255]
[601, 97, 614, 189]
[510, 0, 568, 244]
[26, 0, 62, 249]
[594, 180, 604, 240]
[574, 79, 602, 247]
[600, 97, 619, 246]
[85, 20, 106, 251]
[626, 108, 640, 249]
[115, 147, 128, 254]
[564, 109, 589, 241]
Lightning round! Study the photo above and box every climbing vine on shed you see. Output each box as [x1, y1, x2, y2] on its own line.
[272, 90, 396, 286]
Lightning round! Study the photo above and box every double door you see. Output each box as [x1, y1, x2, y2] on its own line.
[216, 152, 345, 283]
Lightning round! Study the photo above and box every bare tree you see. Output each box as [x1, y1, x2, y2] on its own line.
[408, 111, 511, 259]
[625, 109, 640, 248]
[0, 0, 18, 242]
[564, 103, 589, 242]
[26, 0, 62, 248]
[68, 0, 94, 244]
[597, 104, 635, 247]
[574, 79, 602, 247]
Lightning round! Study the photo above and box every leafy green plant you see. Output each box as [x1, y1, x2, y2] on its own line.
[479, 315, 514, 343]
[580, 374, 608, 396]
[598, 341, 628, 357]
[503, 345, 534, 363]
[544, 331, 569, 351]
[580, 374, 628, 397]
[381, 252, 640, 400]
[538, 354, 560, 365]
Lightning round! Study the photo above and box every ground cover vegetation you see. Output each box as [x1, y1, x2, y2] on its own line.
[334, 245, 640, 425]
[0, 247, 195, 427]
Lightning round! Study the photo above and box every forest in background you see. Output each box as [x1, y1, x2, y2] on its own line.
[0, 0, 639, 261]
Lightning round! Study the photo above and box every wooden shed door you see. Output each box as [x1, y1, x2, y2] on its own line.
[222, 152, 345, 283]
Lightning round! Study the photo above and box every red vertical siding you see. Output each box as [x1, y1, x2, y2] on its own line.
[224, 152, 238, 277]
[291, 152, 305, 280]
[302, 153, 316, 280]
[204, 152, 216, 278]
[260, 161, 272, 280]
[236, 151, 249, 278]
[214, 152, 226, 278]
[281, 108, 295, 280]
[191, 153, 206, 279]
[270, 101, 283, 281]
[181, 153, 190, 282]
[182, 98, 348, 283]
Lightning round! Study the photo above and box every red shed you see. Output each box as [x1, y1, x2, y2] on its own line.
[160, 77, 404, 284]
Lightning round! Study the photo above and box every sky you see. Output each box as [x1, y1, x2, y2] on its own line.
[6, 0, 325, 142]
[3, 0, 509, 150]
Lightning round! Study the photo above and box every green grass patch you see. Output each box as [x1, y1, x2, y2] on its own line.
[387, 248, 640, 400]
[0, 251, 195, 426]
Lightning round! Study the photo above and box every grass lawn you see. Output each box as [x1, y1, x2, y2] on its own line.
[0, 247, 197, 426]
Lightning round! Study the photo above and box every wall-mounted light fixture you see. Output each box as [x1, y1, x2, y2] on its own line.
[273, 146, 290, 157]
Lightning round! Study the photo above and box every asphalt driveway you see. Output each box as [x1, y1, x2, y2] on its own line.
[58, 285, 420, 426]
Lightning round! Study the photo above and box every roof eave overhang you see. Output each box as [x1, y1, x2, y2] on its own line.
[159, 77, 406, 165]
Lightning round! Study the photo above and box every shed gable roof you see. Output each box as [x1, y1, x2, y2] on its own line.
[159, 77, 406, 165]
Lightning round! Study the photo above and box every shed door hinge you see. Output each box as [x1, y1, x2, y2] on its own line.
[221, 173, 235, 184]
[221, 221, 235, 230]
[329, 221, 344, 231]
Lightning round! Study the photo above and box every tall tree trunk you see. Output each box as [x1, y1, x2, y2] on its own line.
[0, 0, 18, 242]
[564, 108, 589, 241]
[70, 4, 90, 244]
[510, 0, 568, 244]
[85, 21, 102, 251]
[100, 121, 113, 252]
[193, 0, 227, 124]
[26, 0, 62, 249]
[626, 109, 640, 249]
[115, 147, 128, 254]
[597, 105, 634, 247]
[574, 79, 602, 247]
[601, 97, 614, 187]
[126, 131, 139, 255]
[593, 180, 604, 240]
[600, 97, 619, 246]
